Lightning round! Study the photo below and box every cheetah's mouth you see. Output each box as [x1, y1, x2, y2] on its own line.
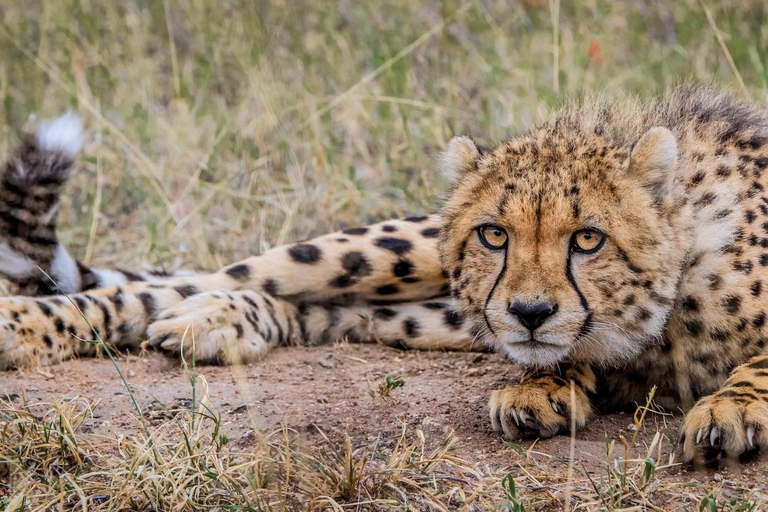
[519, 337, 564, 348]
[496, 334, 571, 367]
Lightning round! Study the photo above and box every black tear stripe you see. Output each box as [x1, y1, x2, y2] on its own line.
[565, 250, 593, 340]
[482, 241, 508, 336]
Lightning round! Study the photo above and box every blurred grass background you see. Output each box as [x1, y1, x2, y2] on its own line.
[0, 0, 766, 271]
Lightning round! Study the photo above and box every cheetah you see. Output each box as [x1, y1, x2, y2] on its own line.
[2, 88, 768, 465]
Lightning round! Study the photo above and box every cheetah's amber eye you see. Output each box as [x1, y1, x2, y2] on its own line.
[571, 229, 606, 254]
[477, 225, 508, 250]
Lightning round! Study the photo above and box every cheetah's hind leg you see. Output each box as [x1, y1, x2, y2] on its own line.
[146, 293, 480, 365]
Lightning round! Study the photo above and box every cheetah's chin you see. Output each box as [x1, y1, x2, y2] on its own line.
[495, 338, 571, 368]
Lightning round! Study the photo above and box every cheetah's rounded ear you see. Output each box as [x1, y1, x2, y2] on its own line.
[628, 127, 678, 197]
[441, 136, 481, 184]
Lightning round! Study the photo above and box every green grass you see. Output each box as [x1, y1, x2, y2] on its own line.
[1, 0, 768, 509]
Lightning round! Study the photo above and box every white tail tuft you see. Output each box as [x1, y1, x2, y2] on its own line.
[36, 111, 84, 159]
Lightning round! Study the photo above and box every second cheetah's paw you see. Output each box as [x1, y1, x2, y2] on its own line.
[489, 376, 592, 439]
[147, 291, 275, 365]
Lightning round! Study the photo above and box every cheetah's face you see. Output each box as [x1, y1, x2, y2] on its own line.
[439, 128, 682, 367]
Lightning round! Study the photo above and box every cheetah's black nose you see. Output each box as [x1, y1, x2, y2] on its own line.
[508, 301, 559, 331]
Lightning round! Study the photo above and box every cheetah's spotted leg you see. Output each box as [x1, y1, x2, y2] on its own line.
[683, 356, 768, 463]
[146, 293, 478, 365]
[147, 290, 301, 364]
[489, 365, 595, 439]
[0, 213, 449, 370]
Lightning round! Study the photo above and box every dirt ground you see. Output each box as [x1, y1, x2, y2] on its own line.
[3, 343, 767, 508]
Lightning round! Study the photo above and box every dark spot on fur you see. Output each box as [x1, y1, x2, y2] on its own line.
[374, 237, 412, 255]
[74, 296, 87, 311]
[174, 285, 199, 298]
[374, 308, 397, 320]
[330, 274, 356, 288]
[393, 259, 413, 277]
[288, 244, 322, 264]
[753, 313, 766, 328]
[376, 284, 400, 295]
[685, 319, 703, 336]
[420, 227, 440, 238]
[233, 323, 244, 338]
[342, 252, 373, 276]
[708, 274, 723, 290]
[444, 310, 464, 329]
[722, 295, 742, 314]
[263, 279, 279, 295]
[403, 318, 420, 337]
[108, 291, 124, 312]
[405, 216, 428, 222]
[423, 302, 446, 310]
[36, 300, 53, 317]
[690, 171, 705, 186]
[138, 293, 157, 317]
[226, 264, 250, 281]
[381, 225, 397, 232]
[681, 296, 698, 311]
[693, 192, 716, 207]
[457, 240, 467, 261]
[42, 334, 52, 347]
[752, 281, 763, 297]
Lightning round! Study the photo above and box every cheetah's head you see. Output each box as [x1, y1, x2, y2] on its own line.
[439, 125, 684, 367]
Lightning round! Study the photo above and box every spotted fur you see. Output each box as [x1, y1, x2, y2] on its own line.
[440, 88, 768, 463]
[3, 89, 768, 465]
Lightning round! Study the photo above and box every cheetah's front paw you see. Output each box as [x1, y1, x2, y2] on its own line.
[489, 376, 592, 439]
[147, 291, 276, 365]
[683, 392, 768, 463]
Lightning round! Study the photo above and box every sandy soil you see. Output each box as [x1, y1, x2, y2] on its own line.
[3, 344, 766, 507]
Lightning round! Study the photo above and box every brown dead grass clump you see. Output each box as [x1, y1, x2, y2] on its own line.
[1, 382, 510, 511]
[2, 379, 765, 510]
